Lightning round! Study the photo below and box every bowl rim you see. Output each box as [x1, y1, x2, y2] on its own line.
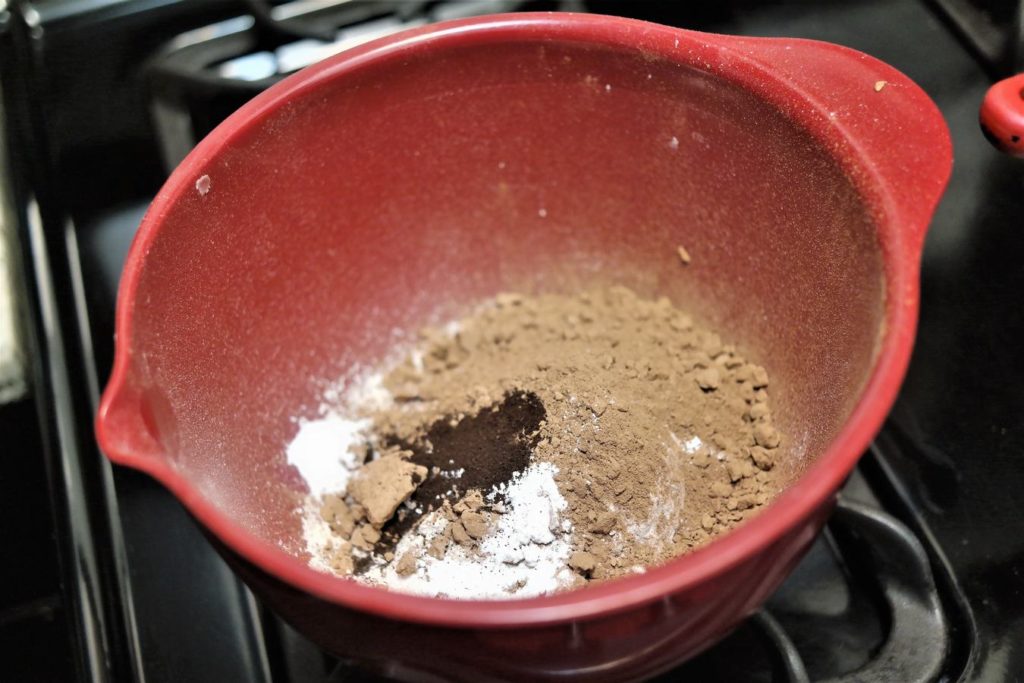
[96, 11, 950, 627]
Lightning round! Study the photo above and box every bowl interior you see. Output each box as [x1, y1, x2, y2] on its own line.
[125, 36, 883, 554]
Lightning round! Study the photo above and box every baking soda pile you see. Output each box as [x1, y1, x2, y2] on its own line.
[288, 287, 784, 599]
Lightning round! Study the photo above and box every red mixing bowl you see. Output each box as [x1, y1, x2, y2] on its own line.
[96, 13, 951, 681]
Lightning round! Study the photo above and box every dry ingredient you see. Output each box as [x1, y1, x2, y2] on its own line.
[289, 286, 783, 599]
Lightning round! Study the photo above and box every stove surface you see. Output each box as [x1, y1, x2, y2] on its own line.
[2, 1, 1022, 681]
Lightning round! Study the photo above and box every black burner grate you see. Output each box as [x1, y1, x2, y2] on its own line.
[4, 0, 1021, 680]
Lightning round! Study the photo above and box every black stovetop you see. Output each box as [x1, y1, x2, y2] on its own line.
[1, 1, 1022, 681]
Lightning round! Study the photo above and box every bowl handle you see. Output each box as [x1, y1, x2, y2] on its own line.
[715, 35, 953, 250]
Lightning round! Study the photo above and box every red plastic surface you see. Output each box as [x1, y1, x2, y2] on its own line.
[96, 13, 951, 680]
[980, 72, 1024, 156]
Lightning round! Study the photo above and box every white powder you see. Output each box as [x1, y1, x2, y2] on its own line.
[287, 414, 370, 497]
[669, 431, 703, 455]
[439, 468, 465, 479]
[300, 500, 339, 573]
[287, 369, 393, 496]
[288, 337, 577, 598]
[618, 434, 692, 552]
[343, 370, 393, 412]
[624, 488, 679, 548]
[359, 462, 575, 599]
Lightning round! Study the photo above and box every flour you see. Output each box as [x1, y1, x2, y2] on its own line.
[287, 366, 396, 497]
[287, 414, 369, 497]
[360, 462, 576, 598]
[300, 500, 340, 573]
[670, 432, 704, 455]
[343, 370, 393, 413]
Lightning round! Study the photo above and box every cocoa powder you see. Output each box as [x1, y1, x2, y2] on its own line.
[315, 286, 782, 587]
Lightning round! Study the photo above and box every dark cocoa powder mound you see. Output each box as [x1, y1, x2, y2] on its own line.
[340, 286, 784, 583]
[372, 391, 543, 557]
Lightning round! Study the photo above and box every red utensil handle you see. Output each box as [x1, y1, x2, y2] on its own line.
[980, 73, 1024, 157]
